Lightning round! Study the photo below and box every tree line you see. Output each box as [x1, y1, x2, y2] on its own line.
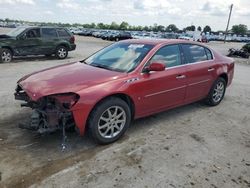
[0, 18, 248, 35]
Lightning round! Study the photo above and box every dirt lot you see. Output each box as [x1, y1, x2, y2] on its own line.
[0, 27, 250, 188]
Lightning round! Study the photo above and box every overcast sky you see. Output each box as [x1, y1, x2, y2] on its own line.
[0, 0, 249, 31]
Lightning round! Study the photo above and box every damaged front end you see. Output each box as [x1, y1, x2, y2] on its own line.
[15, 84, 80, 148]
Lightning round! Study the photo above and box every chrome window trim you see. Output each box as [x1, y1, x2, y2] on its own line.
[141, 43, 215, 73]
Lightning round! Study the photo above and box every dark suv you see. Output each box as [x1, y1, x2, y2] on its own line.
[0, 26, 76, 63]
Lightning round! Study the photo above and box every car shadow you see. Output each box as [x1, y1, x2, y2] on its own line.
[10, 55, 74, 63]
[0, 101, 209, 187]
[0, 101, 207, 153]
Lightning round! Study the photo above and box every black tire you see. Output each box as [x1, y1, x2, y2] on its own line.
[205, 77, 226, 106]
[0, 48, 13, 63]
[55, 46, 68, 59]
[88, 97, 131, 144]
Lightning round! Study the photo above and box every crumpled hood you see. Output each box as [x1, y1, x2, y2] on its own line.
[18, 62, 127, 101]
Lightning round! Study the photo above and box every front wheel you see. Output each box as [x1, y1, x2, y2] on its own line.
[88, 97, 131, 144]
[205, 77, 226, 106]
[0, 48, 13, 63]
[55, 46, 68, 59]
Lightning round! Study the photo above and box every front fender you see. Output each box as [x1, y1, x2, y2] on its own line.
[71, 79, 134, 135]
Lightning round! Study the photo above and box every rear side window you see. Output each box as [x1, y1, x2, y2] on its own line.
[182, 44, 208, 63]
[41, 28, 57, 38]
[56, 28, 70, 37]
[150, 44, 181, 68]
[205, 48, 213, 60]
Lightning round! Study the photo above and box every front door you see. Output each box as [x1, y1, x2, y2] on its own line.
[130, 44, 187, 116]
[16, 28, 42, 55]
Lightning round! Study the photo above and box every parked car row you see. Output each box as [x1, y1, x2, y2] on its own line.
[70, 27, 250, 43]
[78, 29, 133, 41]
[73, 28, 180, 41]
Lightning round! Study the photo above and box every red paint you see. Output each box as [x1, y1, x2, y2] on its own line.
[17, 39, 234, 135]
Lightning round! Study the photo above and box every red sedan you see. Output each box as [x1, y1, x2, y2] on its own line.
[15, 39, 234, 144]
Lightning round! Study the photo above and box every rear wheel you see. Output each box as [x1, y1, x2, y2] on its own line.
[88, 97, 131, 144]
[205, 77, 226, 106]
[56, 46, 68, 59]
[0, 48, 13, 63]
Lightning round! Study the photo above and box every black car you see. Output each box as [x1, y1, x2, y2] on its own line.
[0, 26, 76, 63]
[110, 31, 132, 41]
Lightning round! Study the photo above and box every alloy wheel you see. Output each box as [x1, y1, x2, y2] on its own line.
[57, 47, 67, 58]
[212, 81, 225, 103]
[1, 51, 12, 62]
[98, 106, 126, 139]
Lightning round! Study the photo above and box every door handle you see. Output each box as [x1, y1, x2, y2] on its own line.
[208, 67, 215, 72]
[176, 75, 186, 79]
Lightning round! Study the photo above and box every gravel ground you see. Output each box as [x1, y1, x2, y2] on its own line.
[0, 27, 249, 188]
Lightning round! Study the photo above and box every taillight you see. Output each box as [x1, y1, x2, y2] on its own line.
[70, 36, 75, 44]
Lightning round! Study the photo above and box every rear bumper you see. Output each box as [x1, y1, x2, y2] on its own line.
[69, 44, 76, 51]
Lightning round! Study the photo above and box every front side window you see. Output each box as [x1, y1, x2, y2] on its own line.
[182, 44, 208, 63]
[25, 28, 41, 38]
[84, 43, 153, 72]
[149, 44, 181, 68]
[41, 28, 57, 38]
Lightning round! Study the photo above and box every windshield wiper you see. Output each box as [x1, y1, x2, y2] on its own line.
[90, 63, 111, 70]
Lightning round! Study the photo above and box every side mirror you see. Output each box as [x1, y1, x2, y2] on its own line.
[144, 62, 166, 73]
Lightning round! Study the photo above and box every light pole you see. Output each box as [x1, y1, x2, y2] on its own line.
[224, 4, 233, 43]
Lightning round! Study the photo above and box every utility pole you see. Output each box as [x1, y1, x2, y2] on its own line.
[224, 4, 233, 43]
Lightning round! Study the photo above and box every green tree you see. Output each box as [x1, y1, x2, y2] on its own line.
[120, 21, 129, 30]
[143, 26, 150, 31]
[109, 22, 119, 30]
[97, 23, 105, 29]
[186, 25, 196, 31]
[231, 24, 248, 35]
[166, 24, 179, 32]
[203, 25, 212, 33]
[157, 25, 165, 32]
[197, 26, 202, 31]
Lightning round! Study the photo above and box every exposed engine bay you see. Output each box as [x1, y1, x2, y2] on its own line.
[14, 84, 79, 150]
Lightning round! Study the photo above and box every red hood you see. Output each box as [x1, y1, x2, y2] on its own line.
[18, 62, 127, 101]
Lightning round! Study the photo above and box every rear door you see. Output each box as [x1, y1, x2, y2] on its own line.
[40, 28, 59, 54]
[181, 44, 215, 103]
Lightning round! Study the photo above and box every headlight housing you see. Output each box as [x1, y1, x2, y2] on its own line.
[48, 93, 80, 110]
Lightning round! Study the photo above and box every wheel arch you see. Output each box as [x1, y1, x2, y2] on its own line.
[85, 93, 135, 130]
[1, 46, 14, 55]
[218, 73, 228, 85]
[56, 43, 70, 50]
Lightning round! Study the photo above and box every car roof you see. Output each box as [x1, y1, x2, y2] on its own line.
[17, 26, 65, 29]
[120, 39, 210, 48]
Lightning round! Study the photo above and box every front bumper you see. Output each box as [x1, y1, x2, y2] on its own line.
[14, 84, 75, 134]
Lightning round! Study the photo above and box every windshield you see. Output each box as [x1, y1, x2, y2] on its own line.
[7, 27, 26, 37]
[84, 43, 154, 72]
